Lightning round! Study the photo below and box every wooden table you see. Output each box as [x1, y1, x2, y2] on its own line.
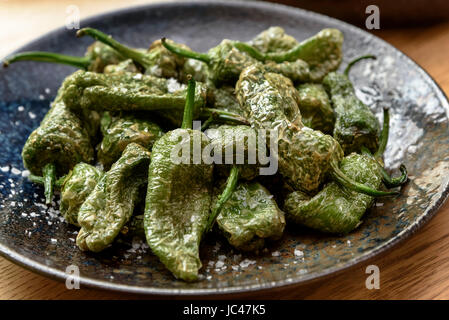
[1, 0, 449, 300]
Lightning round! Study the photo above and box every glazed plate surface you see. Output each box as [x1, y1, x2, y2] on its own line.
[1, 1, 448, 295]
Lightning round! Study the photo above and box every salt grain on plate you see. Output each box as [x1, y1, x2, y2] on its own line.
[271, 251, 280, 257]
[1, 166, 9, 173]
[28, 111, 36, 119]
[39, 94, 45, 100]
[294, 249, 304, 257]
[45, 88, 51, 94]
[18, 106, 24, 112]
[11, 167, 21, 175]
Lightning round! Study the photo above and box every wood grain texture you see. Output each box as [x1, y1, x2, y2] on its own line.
[1, 0, 449, 300]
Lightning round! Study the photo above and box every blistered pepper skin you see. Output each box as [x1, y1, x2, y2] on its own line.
[60, 163, 103, 226]
[144, 129, 213, 282]
[98, 112, 164, 169]
[249, 26, 299, 54]
[85, 41, 126, 72]
[297, 83, 334, 134]
[61, 70, 207, 117]
[323, 72, 380, 154]
[22, 92, 94, 177]
[76, 143, 151, 252]
[236, 65, 343, 193]
[205, 124, 261, 180]
[214, 181, 285, 251]
[284, 153, 382, 234]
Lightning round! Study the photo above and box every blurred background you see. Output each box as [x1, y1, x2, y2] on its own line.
[2, 0, 449, 57]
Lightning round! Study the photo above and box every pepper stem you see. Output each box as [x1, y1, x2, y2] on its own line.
[344, 54, 377, 77]
[200, 108, 249, 126]
[76, 28, 147, 69]
[181, 76, 195, 129]
[161, 38, 211, 64]
[205, 166, 239, 233]
[380, 164, 408, 188]
[29, 174, 66, 188]
[3, 51, 90, 69]
[233, 42, 267, 61]
[42, 163, 56, 204]
[201, 115, 215, 131]
[375, 108, 389, 159]
[331, 161, 398, 197]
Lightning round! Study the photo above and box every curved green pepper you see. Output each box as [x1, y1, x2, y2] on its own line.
[322, 55, 380, 154]
[77, 28, 191, 79]
[296, 83, 334, 134]
[214, 181, 285, 251]
[284, 109, 406, 234]
[162, 38, 310, 86]
[205, 124, 261, 180]
[60, 163, 103, 226]
[249, 26, 299, 54]
[236, 28, 343, 82]
[61, 70, 207, 115]
[98, 112, 164, 169]
[236, 64, 395, 197]
[144, 78, 214, 281]
[76, 142, 151, 252]
[22, 89, 95, 203]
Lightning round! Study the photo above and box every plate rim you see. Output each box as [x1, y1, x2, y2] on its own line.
[1, 0, 448, 296]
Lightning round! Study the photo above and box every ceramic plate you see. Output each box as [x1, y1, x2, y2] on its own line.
[1, 1, 448, 295]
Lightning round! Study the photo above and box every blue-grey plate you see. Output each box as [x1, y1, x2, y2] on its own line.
[1, 1, 448, 295]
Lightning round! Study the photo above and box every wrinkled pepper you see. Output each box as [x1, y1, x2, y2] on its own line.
[98, 111, 164, 169]
[236, 64, 395, 197]
[283, 109, 407, 234]
[144, 77, 214, 281]
[236, 28, 343, 82]
[22, 88, 95, 203]
[322, 55, 380, 154]
[77, 28, 192, 79]
[213, 180, 285, 251]
[59, 163, 103, 226]
[76, 142, 151, 252]
[162, 38, 309, 86]
[296, 83, 334, 134]
[61, 70, 207, 114]
[29, 162, 103, 225]
[249, 26, 299, 54]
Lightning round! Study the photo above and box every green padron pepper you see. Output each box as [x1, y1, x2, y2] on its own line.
[162, 38, 310, 86]
[236, 28, 343, 82]
[213, 181, 285, 251]
[236, 64, 394, 197]
[103, 59, 140, 75]
[61, 70, 207, 116]
[283, 109, 407, 234]
[205, 124, 262, 180]
[76, 143, 151, 252]
[22, 88, 95, 203]
[28, 162, 102, 226]
[59, 163, 103, 226]
[249, 26, 299, 54]
[322, 55, 380, 154]
[144, 78, 214, 281]
[296, 83, 334, 134]
[236, 64, 342, 193]
[98, 111, 164, 169]
[77, 28, 192, 79]
[3, 41, 126, 72]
